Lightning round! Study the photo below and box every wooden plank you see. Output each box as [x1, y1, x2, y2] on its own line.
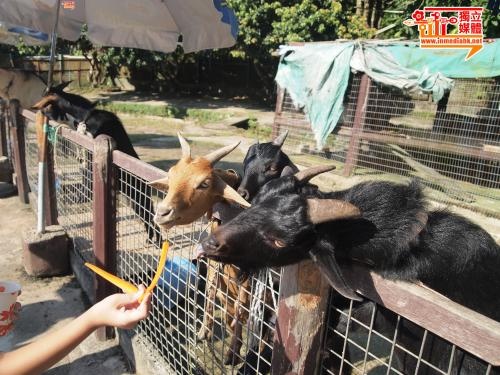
[9, 100, 30, 204]
[271, 260, 330, 374]
[272, 86, 286, 138]
[341, 264, 500, 366]
[337, 127, 500, 161]
[93, 135, 117, 340]
[0, 100, 7, 158]
[112, 150, 166, 182]
[344, 74, 371, 176]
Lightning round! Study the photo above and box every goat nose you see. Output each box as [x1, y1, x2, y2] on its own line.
[237, 187, 250, 200]
[207, 236, 220, 250]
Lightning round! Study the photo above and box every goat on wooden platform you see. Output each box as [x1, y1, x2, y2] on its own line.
[201, 165, 500, 374]
[31, 86, 159, 242]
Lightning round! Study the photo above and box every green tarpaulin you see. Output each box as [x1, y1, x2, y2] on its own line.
[275, 40, 499, 148]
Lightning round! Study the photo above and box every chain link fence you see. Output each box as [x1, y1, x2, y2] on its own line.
[274, 75, 500, 218]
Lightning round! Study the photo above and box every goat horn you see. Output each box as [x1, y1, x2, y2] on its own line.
[31, 94, 57, 110]
[203, 141, 240, 166]
[294, 165, 336, 184]
[177, 132, 191, 159]
[272, 130, 289, 147]
[307, 199, 361, 224]
[213, 175, 251, 208]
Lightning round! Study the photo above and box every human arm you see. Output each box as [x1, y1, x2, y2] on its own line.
[0, 286, 151, 375]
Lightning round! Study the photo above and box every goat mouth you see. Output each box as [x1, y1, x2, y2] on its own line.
[155, 216, 181, 229]
[197, 242, 227, 260]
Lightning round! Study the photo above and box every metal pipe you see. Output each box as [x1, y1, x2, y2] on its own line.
[37, 0, 62, 234]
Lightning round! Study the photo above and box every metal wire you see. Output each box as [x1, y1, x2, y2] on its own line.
[276, 76, 500, 217]
[53, 133, 94, 263]
[24, 121, 39, 214]
[320, 291, 496, 374]
[115, 166, 282, 374]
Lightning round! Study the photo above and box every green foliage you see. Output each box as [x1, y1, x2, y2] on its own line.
[227, 0, 375, 58]
[98, 102, 231, 124]
[99, 102, 186, 118]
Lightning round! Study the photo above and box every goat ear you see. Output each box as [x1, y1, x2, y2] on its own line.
[280, 165, 295, 177]
[294, 165, 336, 184]
[31, 94, 57, 110]
[53, 81, 72, 92]
[203, 141, 240, 166]
[272, 130, 289, 148]
[148, 176, 169, 192]
[307, 199, 361, 224]
[309, 248, 362, 301]
[177, 132, 191, 159]
[213, 175, 251, 208]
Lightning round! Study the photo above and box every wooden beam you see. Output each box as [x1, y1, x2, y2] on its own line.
[93, 135, 117, 340]
[112, 150, 166, 182]
[9, 100, 29, 204]
[271, 260, 330, 374]
[341, 264, 500, 366]
[344, 74, 371, 176]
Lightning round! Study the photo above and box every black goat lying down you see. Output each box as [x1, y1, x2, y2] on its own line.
[32, 84, 160, 243]
[201, 165, 500, 374]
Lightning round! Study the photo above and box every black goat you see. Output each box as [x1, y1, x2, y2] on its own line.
[32, 85, 160, 243]
[237, 130, 298, 201]
[201, 165, 500, 374]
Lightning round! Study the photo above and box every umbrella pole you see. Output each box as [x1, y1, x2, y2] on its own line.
[37, 0, 62, 234]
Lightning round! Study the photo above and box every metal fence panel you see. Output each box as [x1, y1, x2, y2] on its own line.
[114, 164, 282, 374]
[274, 76, 500, 217]
[52, 130, 94, 263]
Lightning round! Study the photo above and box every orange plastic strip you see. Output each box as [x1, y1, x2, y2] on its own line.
[85, 242, 170, 302]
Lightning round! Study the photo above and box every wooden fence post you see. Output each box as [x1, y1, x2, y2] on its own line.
[93, 135, 117, 340]
[9, 100, 30, 203]
[271, 86, 285, 139]
[343, 74, 371, 177]
[0, 99, 8, 158]
[271, 260, 331, 374]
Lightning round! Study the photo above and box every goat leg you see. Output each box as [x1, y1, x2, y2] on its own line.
[197, 261, 217, 342]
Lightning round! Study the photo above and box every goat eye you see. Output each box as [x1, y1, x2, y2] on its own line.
[273, 239, 286, 248]
[198, 179, 211, 189]
[266, 165, 278, 173]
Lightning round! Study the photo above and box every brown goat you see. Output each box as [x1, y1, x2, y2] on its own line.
[149, 133, 251, 364]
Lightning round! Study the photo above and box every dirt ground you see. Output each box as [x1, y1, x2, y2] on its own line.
[0, 195, 133, 374]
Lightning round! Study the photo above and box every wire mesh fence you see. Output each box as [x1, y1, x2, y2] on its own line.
[52, 131, 95, 263]
[114, 165, 282, 375]
[320, 291, 495, 375]
[274, 75, 500, 217]
[23, 119, 39, 213]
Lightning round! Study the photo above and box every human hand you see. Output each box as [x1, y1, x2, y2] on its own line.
[86, 285, 151, 329]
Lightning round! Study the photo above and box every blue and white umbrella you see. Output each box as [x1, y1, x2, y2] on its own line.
[0, 0, 238, 52]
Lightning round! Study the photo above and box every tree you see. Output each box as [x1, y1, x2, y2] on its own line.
[225, 0, 376, 98]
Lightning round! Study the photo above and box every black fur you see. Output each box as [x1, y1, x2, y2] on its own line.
[237, 136, 298, 201]
[40, 85, 159, 243]
[203, 175, 500, 373]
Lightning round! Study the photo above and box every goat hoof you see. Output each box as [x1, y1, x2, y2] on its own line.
[197, 328, 211, 342]
[224, 350, 242, 366]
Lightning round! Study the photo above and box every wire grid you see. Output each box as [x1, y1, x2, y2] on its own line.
[320, 292, 495, 375]
[23, 120, 40, 213]
[52, 132, 94, 263]
[1, 103, 13, 166]
[115, 166, 282, 374]
[276, 76, 500, 217]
